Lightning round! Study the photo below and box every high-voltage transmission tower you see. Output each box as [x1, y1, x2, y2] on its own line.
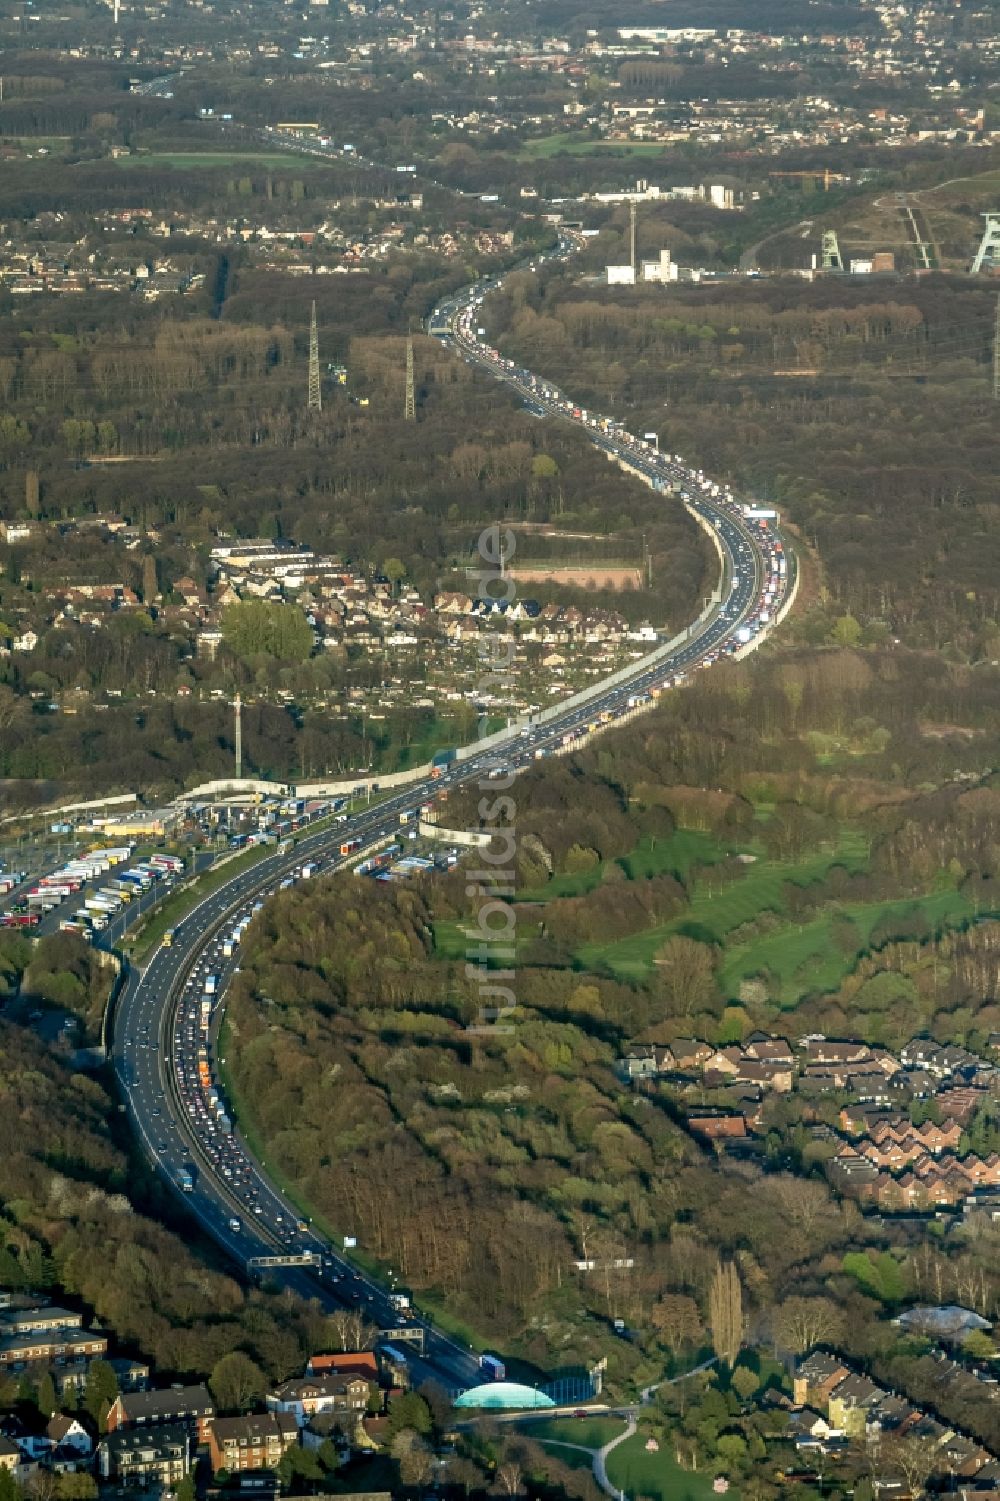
[404, 333, 415, 422]
[308, 300, 321, 412]
[973, 213, 1000, 275]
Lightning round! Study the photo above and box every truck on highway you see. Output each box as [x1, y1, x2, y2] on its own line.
[204, 975, 218, 997]
[430, 748, 457, 778]
[162, 928, 175, 948]
[178, 1168, 195, 1193]
[480, 1353, 506, 1381]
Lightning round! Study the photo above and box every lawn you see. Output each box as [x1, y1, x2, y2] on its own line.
[518, 828, 726, 903]
[520, 134, 668, 159]
[578, 830, 870, 979]
[605, 1433, 729, 1501]
[719, 885, 980, 1007]
[523, 1416, 626, 1450]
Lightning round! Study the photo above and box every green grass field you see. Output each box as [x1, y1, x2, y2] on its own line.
[718, 885, 978, 1006]
[578, 830, 870, 979]
[517, 828, 726, 903]
[606, 1434, 728, 1501]
[520, 134, 668, 159]
[523, 1416, 626, 1449]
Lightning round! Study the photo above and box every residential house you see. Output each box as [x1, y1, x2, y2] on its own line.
[688, 1112, 747, 1144]
[621, 1045, 659, 1080]
[744, 1036, 795, 1066]
[208, 1414, 299, 1475]
[793, 1353, 851, 1409]
[107, 1355, 151, 1391]
[671, 1039, 714, 1072]
[45, 1416, 92, 1458]
[828, 1373, 885, 1437]
[305, 1353, 379, 1382]
[106, 1384, 215, 1442]
[803, 1039, 872, 1067]
[266, 1374, 372, 1426]
[98, 1424, 190, 1487]
[0, 1438, 18, 1474]
[2, 1308, 83, 1334]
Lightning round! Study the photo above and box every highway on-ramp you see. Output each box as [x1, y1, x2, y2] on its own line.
[114, 237, 792, 1395]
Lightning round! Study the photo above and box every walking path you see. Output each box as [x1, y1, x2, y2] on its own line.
[594, 1411, 637, 1498]
[532, 1357, 719, 1499]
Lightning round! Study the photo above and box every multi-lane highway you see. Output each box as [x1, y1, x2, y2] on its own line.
[113, 235, 793, 1394]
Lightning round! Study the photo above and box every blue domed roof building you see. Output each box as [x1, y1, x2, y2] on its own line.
[453, 1381, 556, 1412]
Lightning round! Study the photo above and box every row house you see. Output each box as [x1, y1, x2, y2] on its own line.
[0, 1327, 107, 1369]
[900, 1040, 988, 1082]
[869, 1118, 964, 1155]
[2, 1306, 83, 1334]
[803, 1038, 872, 1068]
[937, 1087, 988, 1124]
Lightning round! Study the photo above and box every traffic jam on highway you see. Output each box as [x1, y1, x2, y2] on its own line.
[115, 238, 793, 1391]
[432, 235, 791, 680]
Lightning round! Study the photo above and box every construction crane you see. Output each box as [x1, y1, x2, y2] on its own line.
[770, 169, 849, 191]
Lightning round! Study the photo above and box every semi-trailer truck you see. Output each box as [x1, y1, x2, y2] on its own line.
[430, 748, 456, 778]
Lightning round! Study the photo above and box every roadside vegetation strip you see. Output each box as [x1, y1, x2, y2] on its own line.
[127, 844, 272, 960]
[112, 150, 330, 170]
